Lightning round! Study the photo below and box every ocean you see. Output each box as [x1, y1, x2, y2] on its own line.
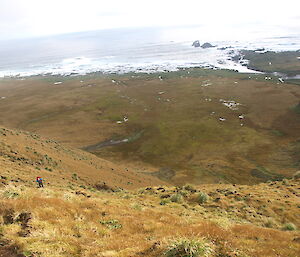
[0, 25, 299, 77]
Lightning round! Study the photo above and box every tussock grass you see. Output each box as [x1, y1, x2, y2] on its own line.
[164, 238, 213, 257]
[196, 192, 209, 204]
[0, 182, 299, 257]
[170, 193, 183, 203]
[282, 223, 297, 231]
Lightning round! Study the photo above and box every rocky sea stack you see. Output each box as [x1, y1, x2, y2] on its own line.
[192, 40, 200, 47]
[201, 42, 215, 48]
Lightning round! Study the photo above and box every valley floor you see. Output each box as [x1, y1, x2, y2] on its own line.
[0, 68, 299, 185]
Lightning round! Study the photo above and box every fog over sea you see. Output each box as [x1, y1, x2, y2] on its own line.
[0, 25, 299, 77]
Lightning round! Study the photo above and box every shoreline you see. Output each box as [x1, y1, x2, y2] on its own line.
[0, 49, 299, 82]
[1, 67, 298, 87]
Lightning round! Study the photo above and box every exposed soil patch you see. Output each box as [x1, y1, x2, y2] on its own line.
[0, 240, 25, 257]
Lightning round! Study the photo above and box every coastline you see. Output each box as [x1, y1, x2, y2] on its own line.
[0, 49, 299, 85]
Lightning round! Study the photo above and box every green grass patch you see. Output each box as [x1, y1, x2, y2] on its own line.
[292, 103, 300, 114]
[100, 219, 122, 229]
[164, 238, 213, 257]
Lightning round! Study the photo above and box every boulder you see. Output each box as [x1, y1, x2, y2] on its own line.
[192, 40, 200, 47]
[201, 42, 215, 48]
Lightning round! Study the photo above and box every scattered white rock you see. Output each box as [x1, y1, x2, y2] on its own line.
[221, 100, 241, 110]
[116, 121, 123, 124]
[234, 81, 238, 84]
[158, 76, 163, 81]
[205, 98, 212, 102]
[269, 62, 272, 65]
[158, 91, 165, 95]
[201, 80, 212, 87]
[80, 80, 84, 83]
[1, 96, 6, 99]
[112, 80, 116, 83]
[278, 78, 284, 83]
[219, 117, 226, 121]
[210, 112, 215, 115]
[265, 77, 272, 80]
[240, 123, 244, 126]
[54, 82, 62, 85]
[238, 114, 244, 120]
[123, 116, 128, 122]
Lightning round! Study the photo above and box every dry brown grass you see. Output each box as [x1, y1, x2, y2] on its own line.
[0, 126, 166, 191]
[0, 182, 299, 257]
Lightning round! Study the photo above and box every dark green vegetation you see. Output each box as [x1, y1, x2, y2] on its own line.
[292, 102, 300, 114]
[241, 50, 300, 77]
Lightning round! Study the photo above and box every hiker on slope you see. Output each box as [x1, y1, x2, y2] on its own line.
[36, 177, 44, 188]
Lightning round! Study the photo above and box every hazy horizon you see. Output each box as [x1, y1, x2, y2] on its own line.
[1, 0, 299, 41]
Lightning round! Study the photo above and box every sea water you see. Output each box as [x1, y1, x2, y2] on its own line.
[0, 25, 299, 77]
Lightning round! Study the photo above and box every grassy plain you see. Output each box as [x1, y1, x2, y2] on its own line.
[241, 50, 300, 77]
[0, 68, 299, 184]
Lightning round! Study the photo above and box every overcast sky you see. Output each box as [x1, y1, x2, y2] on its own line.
[0, 0, 299, 40]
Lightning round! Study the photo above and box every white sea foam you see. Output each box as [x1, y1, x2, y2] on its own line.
[0, 50, 258, 78]
[0, 27, 299, 78]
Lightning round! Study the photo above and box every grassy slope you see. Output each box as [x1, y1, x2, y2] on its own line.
[0, 126, 165, 190]
[0, 177, 299, 256]
[0, 69, 300, 184]
[0, 126, 299, 257]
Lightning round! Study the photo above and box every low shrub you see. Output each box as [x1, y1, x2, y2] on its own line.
[164, 238, 213, 257]
[100, 219, 122, 230]
[160, 199, 170, 205]
[263, 217, 276, 228]
[170, 194, 183, 203]
[282, 223, 297, 231]
[179, 190, 189, 197]
[196, 192, 209, 204]
[183, 184, 196, 192]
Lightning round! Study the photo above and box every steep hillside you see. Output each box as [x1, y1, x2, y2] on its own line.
[0, 126, 165, 190]
[0, 175, 299, 256]
[0, 127, 299, 257]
